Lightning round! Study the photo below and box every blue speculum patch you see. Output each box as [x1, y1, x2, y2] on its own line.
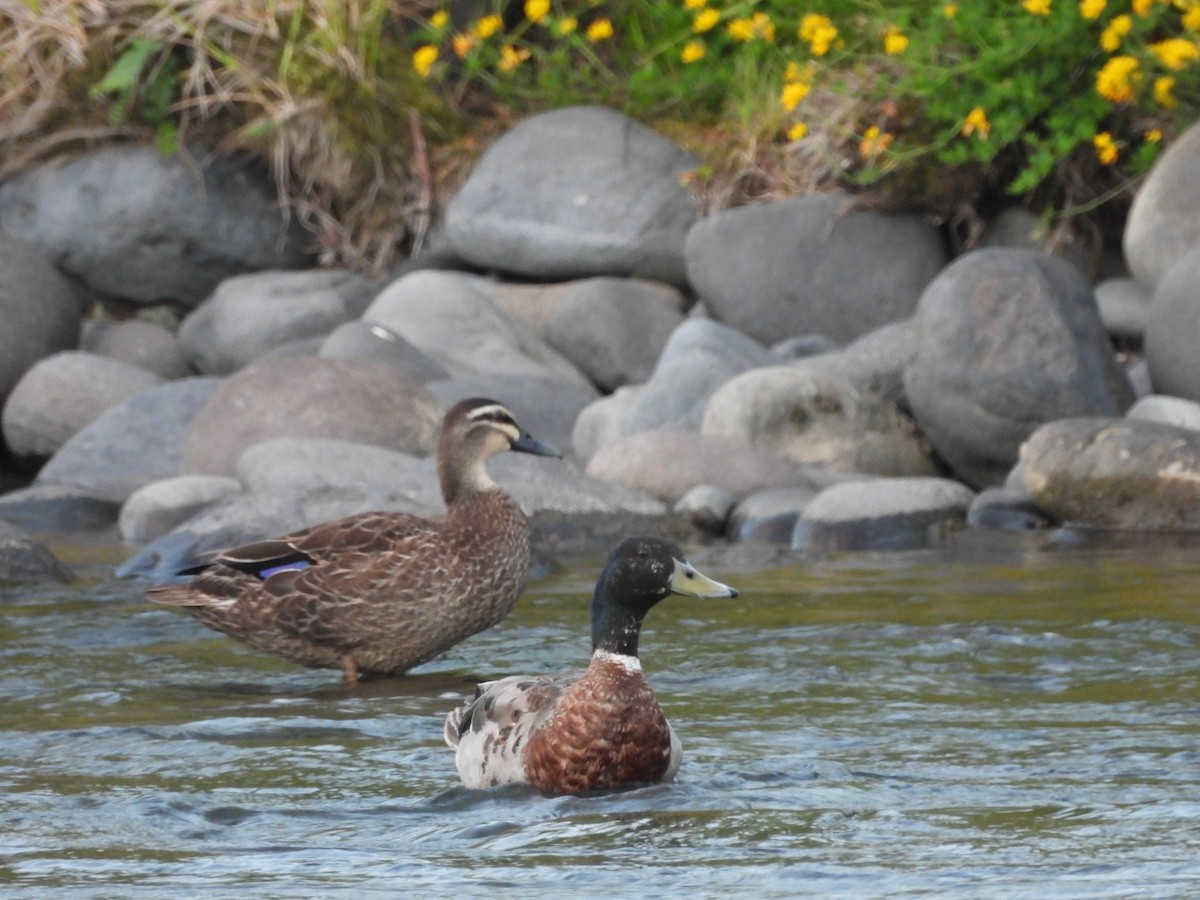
[258, 560, 312, 579]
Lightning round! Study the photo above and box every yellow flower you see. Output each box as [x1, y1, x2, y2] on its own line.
[1100, 14, 1132, 51]
[752, 12, 776, 42]
[785, 60, 813, 83]
[1132, 0, 1152, 14]
[799, 13, 838, 56]
[780, 80, 811, 111]
[558, 17, 577, 35]
[1150, 38, 1200, 71]
[1145, 128, 1162, 143]
[476, 15, 503, 39]
[787, 122, 809, 141]
[430, 10, 449, 29]
[1023, 0, 1051, 15]
[499, 44, 531, 72]
[884, 25, 908, 55]
[1093, 132, 1118, 165]
[728, 12, 775, 41]
[586, 18, 614, 42]
[684, 0, 706, 8]
[1096, 55, 1140, 103]
[525, 0, 550, 24]
[694, 8, 720, 33]
[452, 33, 475, 58]
[681, 40, 706, 63]
[412, 44, 438, 78]
[860, 125, 893, 157]
[1154, 75, 1177, 107]
[1078, 0, 1105, 19]
[1186, 6, 1200, 31]
[961, 106, 991, 139]
[728, 18, 754, 41]
[942, 3, 958, 15]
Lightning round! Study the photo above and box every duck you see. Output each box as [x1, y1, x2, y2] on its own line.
[147, 397, 560, 684]
[443, 535, 738, 795]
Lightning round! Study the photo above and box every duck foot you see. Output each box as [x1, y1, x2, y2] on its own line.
[341, 656, 360, 685]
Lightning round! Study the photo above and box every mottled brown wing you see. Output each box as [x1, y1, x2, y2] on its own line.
[215, 510, 440, 574]
[260, 527, 448, 649]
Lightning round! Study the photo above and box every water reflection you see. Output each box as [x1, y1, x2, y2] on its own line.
[2, 530, 1200, 896]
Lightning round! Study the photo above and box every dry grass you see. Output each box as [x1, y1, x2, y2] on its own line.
[0, 0, 461, 275]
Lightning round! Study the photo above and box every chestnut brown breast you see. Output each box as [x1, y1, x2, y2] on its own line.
[521, 656, 674, 795]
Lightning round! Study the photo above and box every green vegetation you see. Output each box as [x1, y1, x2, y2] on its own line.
[3, 1, 1198, 272]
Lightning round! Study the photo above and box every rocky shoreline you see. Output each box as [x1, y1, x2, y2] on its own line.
[4, 104, 1200, 584]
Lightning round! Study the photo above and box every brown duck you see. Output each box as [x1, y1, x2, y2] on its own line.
[147, 398, 560, 683]
[444, 535, 738, 796]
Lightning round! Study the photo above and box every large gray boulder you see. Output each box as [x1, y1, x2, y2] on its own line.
[179, 269, 377, 374]
[2, 351, 164, 459]
[179, 357, 442, 475]
[685, 192, 947, 345]
[1144, 246, 1200, 400]
[0, 234, 82, 405]
[0, 519, 71, 583]
[904, 249, 1134, 488]
[445, 106, 700, 285]
[702, 366, 937, 476]
[35, 376, 221, 503]
[1020, 417, 1200, 530]
[0, 145, 311, 306]
[1124, 120, 1200, 291]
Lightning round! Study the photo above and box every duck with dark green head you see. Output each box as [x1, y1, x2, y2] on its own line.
[444, 535, 738, 796]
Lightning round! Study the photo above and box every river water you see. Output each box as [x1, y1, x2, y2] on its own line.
[2, 529, 1199, 898]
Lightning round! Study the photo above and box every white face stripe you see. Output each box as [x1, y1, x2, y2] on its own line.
[593, 648, 642, 672]
[465, 403, 512, 422]
[464, 404, 520, 442]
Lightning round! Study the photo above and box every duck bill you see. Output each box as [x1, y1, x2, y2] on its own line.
[671, 557, 739, 599]
[511, 433, 562, 458]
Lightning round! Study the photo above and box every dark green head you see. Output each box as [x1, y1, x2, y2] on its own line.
[590, 535, 738, 658]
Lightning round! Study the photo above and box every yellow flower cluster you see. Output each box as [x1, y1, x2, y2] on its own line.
[799, 13, 838, 57]
[1100, 15, 1131, 52]
[1150, 37, 1200, 70]
[1096, 54, 1140, 103]
[1093, 131, 1118, 164]
[1023, 0, 1051, 16]
[961, 106, 991, 139]
[883, 25, 908, 56]
[728, 12, 776, 43]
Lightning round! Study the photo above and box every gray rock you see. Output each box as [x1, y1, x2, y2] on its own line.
[0, 484, 121, 532]
[446, 105, 700, 285]
[586, 429, 840, 504]
[319, 320, 449, 382]
[966, 487, 1053, 531]
[771, 334, 840, 361]
[1094, 276, 1150, 342]
[424, 374, 594, 457]
[572, 386, 641, 464]
[2, 351, 164, 460]
[0, 519, 71, 583]
[978, 206, 1096, 278]
[179, 269, 376, 374]
[35, 376, 221, 503]
[118, 474, 242, 544]
[730, 485, 825, 543]
[685, 192, 947, 345]
[793, 477, 975, 552]
[1019, 417, 1200, 530]
[83, 319, 190, 379]
[702, 365, 937, 476]
[179, 357, 442, 476]
[364, 270, 595, 391]
[0, 234, 83, 406]
[1126, 395, 1200, 432]
[1145, 246, 1200, 400]
[904, 248, 1134, 488]
[544, 278, 686, 391]
[1124, 119, 1200, 290]
[623, 318, 773, 434]
[0, 145, 310, 306]
[796, 319, 917, 410]
[673, 484, 737, 535]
